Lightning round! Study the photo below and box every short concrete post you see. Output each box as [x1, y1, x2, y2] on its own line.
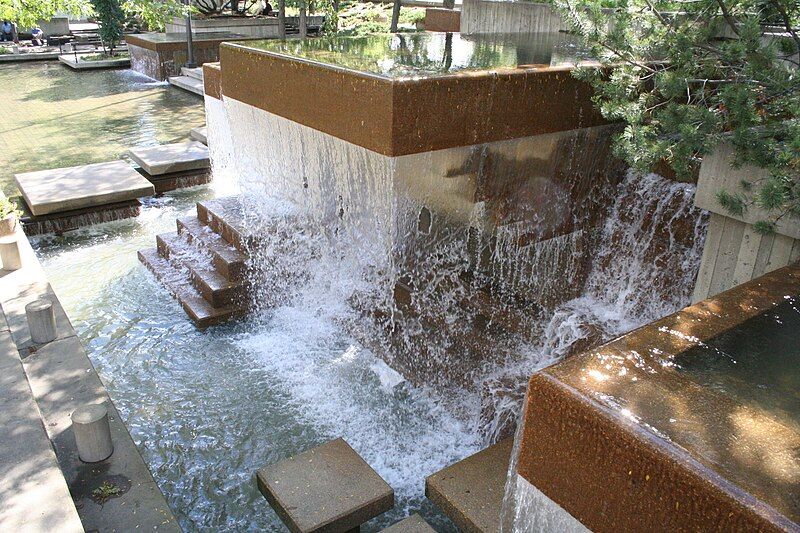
[0, 239, 22, 271]
[72, 404, 114, 463]
[25, 299, 57, 344]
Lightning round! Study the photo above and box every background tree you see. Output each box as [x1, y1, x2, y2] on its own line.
[92, 0, 125, 56]
[390, 0, 400, 31]
[556, 0, 799, 233]
[0, 0, 89, 29]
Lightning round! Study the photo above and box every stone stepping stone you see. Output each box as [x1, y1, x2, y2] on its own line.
[14, 160, 154, 216]
[256, 438, 394, 532]
[380, 514, 436, 532]
[425, 438, 513, 533]
[127, 141, 209, 177]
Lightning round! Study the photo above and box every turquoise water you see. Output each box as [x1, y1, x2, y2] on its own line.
[34, 186, 474, 531]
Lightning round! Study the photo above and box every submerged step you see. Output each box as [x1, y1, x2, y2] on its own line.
[156, 232, 246, 308]
[138, 248, 242, 327]
[425, 438, 513, 533]
[381, 514, 436, 532]
[180, 66, 204, 81]
[256, 438, 394, 532]
[177, 217, 246, 281]
[196, 197, 255, 254]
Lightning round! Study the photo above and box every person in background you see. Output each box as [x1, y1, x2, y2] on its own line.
[30, 26, 44, 46]
[1, 20, 13, 42]
[262, 1, 274, 16]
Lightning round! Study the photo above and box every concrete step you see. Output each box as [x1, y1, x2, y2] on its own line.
[168, 75, 204, 96]
[425, 438, 513, 533]
[177, 216, 247, 282]
[196, 197, 256, 254]
[380, 514, 436, 532]
[138, 248, 242, 327]
[180, 66, 204, 80]
[156, 232, 246, 308]
[190, 126, 207, 145]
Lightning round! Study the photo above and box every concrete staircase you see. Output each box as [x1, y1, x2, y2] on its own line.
[168, 66, 204, 96]
[138, 197, 250, 327]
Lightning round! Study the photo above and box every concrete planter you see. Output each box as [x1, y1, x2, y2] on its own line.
[692, 143, 800, 301]
[59, 53, 131, 70]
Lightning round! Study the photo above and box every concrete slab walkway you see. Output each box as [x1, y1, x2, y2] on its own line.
[0, 219, 180, 532]
[0, 326, 83, 532]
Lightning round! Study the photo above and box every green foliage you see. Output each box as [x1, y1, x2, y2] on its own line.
[0, 45, 10, 54]
[122, 0, 187, 31]
[92, 0, 125, 55]
[0, 0, 91, 29]
[0, 197, 21, 219]
[91, 481, 122, 503]
[335, 1, 423, 35]
[556, 0, 800, 231]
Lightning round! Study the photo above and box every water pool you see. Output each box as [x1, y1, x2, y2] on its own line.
[0, 62, 204, 195]
[34, 186, 479, 531]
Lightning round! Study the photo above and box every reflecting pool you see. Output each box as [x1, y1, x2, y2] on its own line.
[0, 62, 204, 195]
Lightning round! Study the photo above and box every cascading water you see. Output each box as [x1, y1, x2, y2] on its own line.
[228, 106, 707, 527]
[497, 171, 709, 531]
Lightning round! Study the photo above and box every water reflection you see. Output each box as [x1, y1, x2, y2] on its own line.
[242, 32, 592, 78]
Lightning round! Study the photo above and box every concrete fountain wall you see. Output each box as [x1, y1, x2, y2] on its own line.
[505, 264, 800, 531]
[205, 32, 629, 388]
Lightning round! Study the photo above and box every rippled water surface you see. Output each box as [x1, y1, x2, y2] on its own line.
[0, 62, 204, 195]
[34, 187, 476, 531]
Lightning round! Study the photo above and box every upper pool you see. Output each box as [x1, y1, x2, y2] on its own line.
[231, 31, 591, 78]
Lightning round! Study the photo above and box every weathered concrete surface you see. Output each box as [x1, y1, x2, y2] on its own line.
[425, 438, 512, 533]
[0, 326, 83, 532]
[0, 220, 180, 532]
[128, 141, 210, 177]
[190, 126, 208, 145]
[58, 54, 131, 70]
[256, 438, 394, 532]
[14, 160, 154, 216]
[381, 514, 436, 532]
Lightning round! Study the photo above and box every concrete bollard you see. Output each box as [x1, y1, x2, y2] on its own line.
[71, 404, 114, 463]
[0, 239, 22, 271]
[25, 299, 57, 344]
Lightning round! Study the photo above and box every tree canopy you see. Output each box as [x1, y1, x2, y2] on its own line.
[556, 0, 799, 232]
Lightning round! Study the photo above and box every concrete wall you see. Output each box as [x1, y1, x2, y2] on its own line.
[692, 144, 800, 302]
[460, 0, 569, 34]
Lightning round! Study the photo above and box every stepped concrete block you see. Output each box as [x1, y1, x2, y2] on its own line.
[191, 126, 208, 145]
[425, 438, 513, 533]
[128, 141, 210, 177]
[14, 160, 154, 216]
[156, 232, 245, 308]
[138, 167, 212, 194]
[196, 197, 254, 253]
[177, 217, 246, 281]
[381, 514, 436, 532]
[181, 66, 204, 80]
[138, 248, 243, 327]
[256, 438, 394, 533]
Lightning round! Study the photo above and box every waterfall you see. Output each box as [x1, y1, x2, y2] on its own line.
[480, 171, 708, 444]
[495, 171, 708, 531]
